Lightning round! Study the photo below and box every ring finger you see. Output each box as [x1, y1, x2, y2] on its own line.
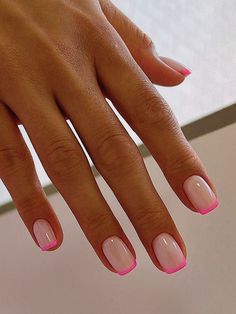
[4, 87, 137, 276]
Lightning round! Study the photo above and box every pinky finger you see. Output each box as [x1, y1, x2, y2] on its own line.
[0, 102, 63, 251]
[99, 0, 191, 86]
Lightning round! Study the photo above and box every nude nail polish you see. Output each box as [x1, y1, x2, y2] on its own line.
[159, 56, 192, 77]
[153, 233, 186, 274]
[33, 219, 57, 251]
[102, 236, 137, 276]
[183, 175, 219, 214]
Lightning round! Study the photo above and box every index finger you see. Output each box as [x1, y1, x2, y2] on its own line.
[95, 27, 219, 215]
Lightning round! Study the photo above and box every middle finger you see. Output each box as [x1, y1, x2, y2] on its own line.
[55, 63, 187, 274]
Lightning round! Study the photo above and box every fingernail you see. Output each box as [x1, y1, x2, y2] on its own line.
[160, 56, 192, 77]
[152, 233, 186, 274]
[102, 236, 137, 276]
[33, 219, 57, 251]
[183, 175, 219, 214]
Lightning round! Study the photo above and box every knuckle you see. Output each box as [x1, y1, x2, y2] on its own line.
[137, 31, 154, 50]
[99, 0, 154, 51]
[84, 211, 111, 236]
[132, 90, 176, 131]
[168, 148, 199, 174]
[0, 146, 30, 177]
[46, 139, 83, 177]
[95, 132, 142, 173]
[17, 193, 46, 219]
[135, 203, 166, 231]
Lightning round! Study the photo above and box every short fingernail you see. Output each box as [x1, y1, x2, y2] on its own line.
[183, 175, 219, 214]
[102, 236, 137, 276]
[152, 233, 186, 274]
[33, 219, 57, 251]
[160, 56, 192, 77]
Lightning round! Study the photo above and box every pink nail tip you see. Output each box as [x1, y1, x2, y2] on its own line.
[164, 258, 187, 274]
[183, 175, 218, 214]
[33, 219, 57, 251]
[198, 198, 219, 215]
[179, 68, 191, 77]
[41, 240, 58, 251]
[117, 260, 137, 276]
[102, 236, 136, 276]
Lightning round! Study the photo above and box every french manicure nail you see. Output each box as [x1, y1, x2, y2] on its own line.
[102, 236, 137, 276]
[33, 219, 57, 251]
[153, 233, 186, 274]
[160, 56, 192, 77]
[183, 175, 219, 214]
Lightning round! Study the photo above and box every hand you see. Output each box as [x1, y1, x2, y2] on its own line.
[0, 0, 218, 276]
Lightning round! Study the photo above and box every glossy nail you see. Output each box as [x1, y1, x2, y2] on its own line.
[159, 56, 191, 77]
[183, 175, 219, 214]
[33, 219, 57, 251]
[153, 233, 186, 274]
[102, 236, 136, 276]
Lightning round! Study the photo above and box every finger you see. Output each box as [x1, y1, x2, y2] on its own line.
[99, 0, 191, 86]
[54, 63, 187, 274]
[6, 89, 137, 276]
[95, 28, 219, 216]
[0, 102, 63, 251]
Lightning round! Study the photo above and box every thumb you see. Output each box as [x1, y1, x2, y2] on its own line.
[99, 0, 191, 86]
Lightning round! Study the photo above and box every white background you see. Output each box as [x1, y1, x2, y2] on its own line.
[0, 122, 235, 314]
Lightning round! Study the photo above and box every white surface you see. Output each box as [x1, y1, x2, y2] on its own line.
[1, 0, 236, 205]
[0, 123, 235, 314]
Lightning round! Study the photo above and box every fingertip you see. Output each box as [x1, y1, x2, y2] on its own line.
[41, 240, 58, 251]
[152, 71, 186, 87]
[159, 56, 192, 78]
[44, 231, 64, 251]
[32, 218, 63, 252]
[134, 47, 188, 86]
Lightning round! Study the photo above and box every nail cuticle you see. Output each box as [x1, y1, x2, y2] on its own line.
[183, 175, 218, 215]
[152, 233, 186, 274]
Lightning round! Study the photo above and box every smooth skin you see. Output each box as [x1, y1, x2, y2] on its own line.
[0, 0, 217, 274]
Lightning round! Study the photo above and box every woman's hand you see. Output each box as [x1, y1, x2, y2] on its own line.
[0, 0, 218, 276]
